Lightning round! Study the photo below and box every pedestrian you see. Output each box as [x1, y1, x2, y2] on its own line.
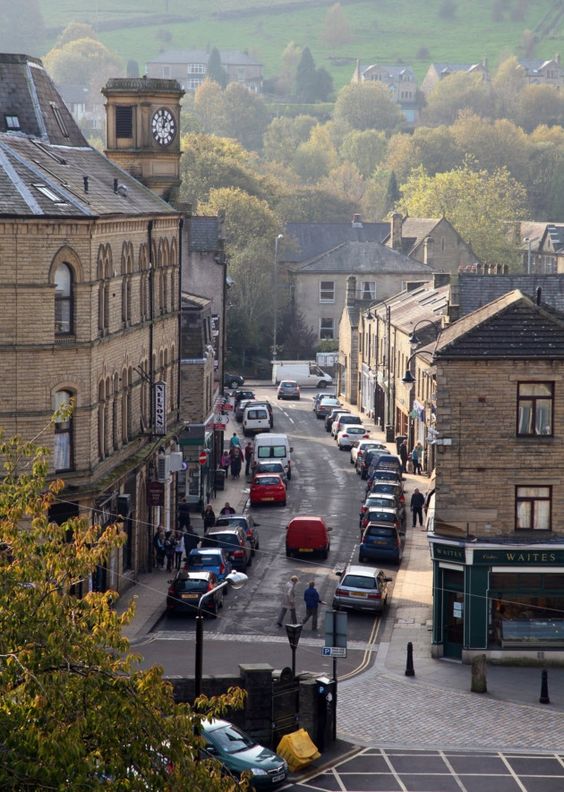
[221, 450, 230, 478]
[411, 487, 425, 529]
[229, 432, 240, 449]
[277, 575, 299, 627]
[411, 444, 422, 475]
[174, 530, 184, 570]
[183, 525, 199, 558]
[230, 445, 242, 479]
[164, 530, 175, 572]
[153, 526, 165, 569]
[203, 503, 216, 533]
[302, 581, 326, 631]
[399, 440, 408, 474]
[220, 501, 235, 515]
[244, 441, 254, 477]
[178, 497, 191, 530]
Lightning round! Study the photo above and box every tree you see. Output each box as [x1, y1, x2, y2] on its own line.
[339, 129, 387, 177]
[207, 47, 228, 89]
[278, 41, 303, 95]
[514, 84, 564, 133]
[278, 306, 317, 359]
[319, 162, 365, 204]
[0, 428, 247, 790]
[263, 115, 318, 164]
[193, 79, 228, 135]
[44, 37, 122, 92]
[223, 82, 269, 151]
[314, 67, 334, 102]
[55, 21, 96, 48]
[398, 162, 528, 268]
[291, 124, 337, 184]
[321, 3, 353, 47]
[274, 186, 358, 222]
[334, 82, 403, 132]
[421, 71, 493, 125]
[492, 56, 527, 119]
[295, 47, 318, 102]
[0, 0, 45, 56]
[383, 171, 400, 214]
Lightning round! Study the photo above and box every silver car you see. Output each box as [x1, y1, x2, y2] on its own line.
[332, 564, 392, 613]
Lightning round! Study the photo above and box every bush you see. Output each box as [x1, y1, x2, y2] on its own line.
[416, 46, 430, 59]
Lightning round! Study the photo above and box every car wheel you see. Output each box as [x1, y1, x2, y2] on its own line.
[285, 546, 292, 557]
[350, 456, 354, 465]
[321, 548, 328, 559]
[317, 381, 325, 388]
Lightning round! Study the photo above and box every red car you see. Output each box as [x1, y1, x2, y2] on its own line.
[250, 473, 287, 506]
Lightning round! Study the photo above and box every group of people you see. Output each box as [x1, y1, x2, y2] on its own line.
[152, 524, 200, 572]
[220, 434, 254, 480]
[399, 440, 424, 475]
[277, 577, 326, 632]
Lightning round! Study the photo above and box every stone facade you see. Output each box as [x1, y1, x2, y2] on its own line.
[385, 215, 479, 274]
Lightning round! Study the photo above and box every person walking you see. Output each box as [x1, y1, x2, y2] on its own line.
[174, 530, 184, 570]
[399, 439, 408, 474]
[244, 441, 254, 477]
[178, 497, 191, 531]
[277, 575, 299, 626]
[229, 432, 240, 449]
[164, 530, 176, 573]
[153, 526, 165, 569]
[411, 444, 421, 475]
[302, 581, 326, 631]
[221, 450, 230, 478]
[220, 501, 235, 515]
[230, 445, 242, 479]
[411, 487, 425, 529]
[183, 525, 199, 558]
[202, 503, 216, 533]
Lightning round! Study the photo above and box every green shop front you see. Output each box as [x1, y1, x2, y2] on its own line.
[429, 537, 564, 662]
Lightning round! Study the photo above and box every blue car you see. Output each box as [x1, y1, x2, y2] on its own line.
[186, 548, 232, 584]
[359, 523, 403, 565]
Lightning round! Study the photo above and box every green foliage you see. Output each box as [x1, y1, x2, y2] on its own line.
[422, 71, 493, 126]
[55, 21, 96, 48]
[274, 186, 358, 222]
[44, 36, 123, 91]
[0, 430, 247, 790]
[223, 82, 270, 150]
[339, 129, 387, 177]
[278, 306, 318, 359]
[334, 82, 403, 132]
[295, 47, 318, 102]
[208, 47, 228, 89]
[263, 115, 318, 164]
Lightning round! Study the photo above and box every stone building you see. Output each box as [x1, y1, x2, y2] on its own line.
[518, 54, 562, 90]
[146, 49, 263, 93]
[351, 61, 419, 124]
[0, 53, 184, 592]
[421, 60, 490, 94]
[429, 290, 564, 661]
[384, 214, 479, 274]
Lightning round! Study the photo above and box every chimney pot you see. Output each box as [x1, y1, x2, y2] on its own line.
[391, 212, 403, 251]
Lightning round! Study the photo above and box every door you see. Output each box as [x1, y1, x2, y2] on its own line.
[444, 590, 464, 659]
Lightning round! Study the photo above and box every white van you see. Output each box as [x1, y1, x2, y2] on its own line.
[254, 433, 293, 480]
[242, 405, 271, 436]
[272, 360, 333, 387]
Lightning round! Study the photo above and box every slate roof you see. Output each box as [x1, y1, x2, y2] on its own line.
[0, 54, 176, 218]
[283, 221, 390, 264]
[518, 57, 561, 74]
[383, 217, 439, 255]
[436, 290, 564, 359]
[359, 63, 416, 80]
[148, 49, 262, 66]
[292, 240, 436, 275]
[433, 62, 487, 75]
[458, 274, 564, 316]
[547, 224, 564, 253]
[190, 216, 221, 252]
[373, 282, 450, 336]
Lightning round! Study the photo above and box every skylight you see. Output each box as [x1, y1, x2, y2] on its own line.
[5, 115, 20, 131]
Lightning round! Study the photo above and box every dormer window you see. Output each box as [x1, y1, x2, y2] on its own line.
[50, 102, 69, 137]
[5, 114, 20, 131]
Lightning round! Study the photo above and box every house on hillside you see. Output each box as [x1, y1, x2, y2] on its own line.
[429, 290, 564, 661]
[517, 54, 562, 89]
[421, 60, 489, 94]
[351, 61, 419, 124]
[512, 221, 564, 274]
[282, 216, 390, 266]
[384, 213, 479, 273]
[146, 49, 263, 92]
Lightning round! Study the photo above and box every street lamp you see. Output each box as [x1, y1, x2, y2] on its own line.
[401, 349, 435, 390]
[272, 234, 284, 362]
[409, 319, 440, 348]
[194, 571, 248, 698]
[285, 623, 303, 677]
[524, 237, 532, 274]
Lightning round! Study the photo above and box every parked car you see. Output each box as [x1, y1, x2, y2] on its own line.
[367, 481, 406, 511]
[166, 570, 223, 616]
[337, 425, 369, 450]
[250, 474, 287, 507]
[233, 389, 255, 407]
[186, 548, 232, 585]
[331, 414, 362, 438]
[359, 523, 403, 565]
[224, 373, 245, 389]
[243, 405, 271, 436]
[202, 527, 252, 571]
[254, 433, 293, 480]
[249, 400, 274, 428]
[360, 493, 405, 526]
[312, 392, 333, 411]
[236, 398, 254, 422]
[315, 397, 341, 419]
[277, 380, 300, 400]
[214, 514, 260, 554]
[201, 719, 288, 789]
[332, 563, 392, 613]
[272, 360, 332, 388]
[325, 408, 350, 432]
[253, 459, 287, 485]
[360, 507, 402, 534]
[371, 453, 402, 477]
[351, 440, 387, 467]
[366, 468, 404, 493]
[286, 515, 330, 558]
[358, 447, 389, 479]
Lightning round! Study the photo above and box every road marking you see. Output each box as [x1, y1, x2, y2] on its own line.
[440, 751, 469, 792]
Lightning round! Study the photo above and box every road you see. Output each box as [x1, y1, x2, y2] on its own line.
[136, 383, 403, 678]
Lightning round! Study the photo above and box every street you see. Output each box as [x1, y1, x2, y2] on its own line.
[136, 383, 401, 678]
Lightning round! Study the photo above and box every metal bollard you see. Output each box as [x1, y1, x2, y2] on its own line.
[405, 641, 415, 677]
[539, 669, 550, 704]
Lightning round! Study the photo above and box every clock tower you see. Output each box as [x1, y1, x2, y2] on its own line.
[102, 77, 185, 202]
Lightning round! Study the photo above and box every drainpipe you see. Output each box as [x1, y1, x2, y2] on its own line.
[148, 219, 154, 436]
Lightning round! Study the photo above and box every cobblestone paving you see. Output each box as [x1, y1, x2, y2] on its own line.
[338, 671, 564, 752]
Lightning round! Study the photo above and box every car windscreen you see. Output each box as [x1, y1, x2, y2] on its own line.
[370, 483, 399, 495]
[366, 498, 394, 509]
[371, 470, 400, 481]
[246, 409, 268, 419]
[203, 533, 239, 547]
[365, 526, 395, 537]
[254, 476, 280, 486]
[215, 518, 246, 530]
[366, 511, 396, 522]
[208, 724, 256, 755]
[342, 574, 376, 589]
[345, 426, 366, 434]
[257, 446, 286, 459]
[256, 463, 283, 473]
[188, 554, 220, 567]
[173, 576, 208, 592]
[339, 416, 361, 424]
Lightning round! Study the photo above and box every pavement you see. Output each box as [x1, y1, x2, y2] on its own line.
[115, 384, 564, 756]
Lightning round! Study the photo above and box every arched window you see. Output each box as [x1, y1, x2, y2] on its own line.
[54, 263, 73, 335]
[97, 381, 105, 461]
[53, 389, 74, 471]
[112, 373, 119, 450]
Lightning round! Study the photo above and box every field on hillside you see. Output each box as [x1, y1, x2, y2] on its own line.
[40, 0, 563, 88]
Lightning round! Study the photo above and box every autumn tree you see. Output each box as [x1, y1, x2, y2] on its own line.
[320, 162, 365, 204]
[421, 71, 493, 125]
[339, 129, 387, 177]
[274, 186, 358, 222]
[194, 79, 228, 135]
[334, 82, 403, 132]
[0, 428, 247, 790]
[513, 84, 564, 132]
[492, 56, 527, 119]
[55, 21, 96, 48]
[321, 3, 353, 47]
[223, 82, 270, 151]
[263, 115, 318, 164]
[398, 161, 528, 268]
[278, 41, 303, 95]
[44, 37, 122, 94]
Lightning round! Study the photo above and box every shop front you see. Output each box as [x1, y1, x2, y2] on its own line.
[430, 537, 564, 663]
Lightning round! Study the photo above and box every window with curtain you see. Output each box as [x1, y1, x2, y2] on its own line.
[319, 281, 335, 303]
[54, 263, 73, 335]
[53, 390, 73, 471]
[517, 382, 553, 436]
[516, 486, 551, 531]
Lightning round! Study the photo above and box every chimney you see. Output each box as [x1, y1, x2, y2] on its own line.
[555, 54, 560, 65]
[83, 175, 89, 193]
[433, 272, 450, 288]
[352, 213, 363, 228]
[423, 235, 433, 265]
[536, 287, 542, 305]
[391, 212, 403, 251]
[346, 275, 357, 306]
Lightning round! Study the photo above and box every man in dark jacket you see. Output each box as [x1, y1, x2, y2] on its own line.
[410, 488, 425, 529]
[183, 526, 199, 558]
[399, 440, 408, 473]
[301, 581, 325, 631]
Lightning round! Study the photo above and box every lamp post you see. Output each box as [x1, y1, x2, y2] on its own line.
[409, 319, 440, 349]
[524, 237, 532, 274]
[285, 623, 303, 676]
[194, 571, 248, 698]
[272, 234, 284, 362]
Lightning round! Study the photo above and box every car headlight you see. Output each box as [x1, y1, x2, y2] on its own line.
[250, 768, 268, 776]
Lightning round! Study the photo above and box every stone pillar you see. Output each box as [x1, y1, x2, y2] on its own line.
[240, 664, 274, 747]
[298, 676, 318, 741]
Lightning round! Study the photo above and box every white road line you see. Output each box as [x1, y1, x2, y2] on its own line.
[440, 750, 469, 792]
[498, 753, 528, 792]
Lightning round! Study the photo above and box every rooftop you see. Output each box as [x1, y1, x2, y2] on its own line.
[147, 49, 262, 66]
[292, 240, 436, 275]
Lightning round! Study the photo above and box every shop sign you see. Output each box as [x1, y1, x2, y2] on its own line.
[153, 381, 167, 436]
[432, 543, 465, 563]
[179, 422, 206, 446]
[474, 548, 564, 565]
[147, 481, 164, 507]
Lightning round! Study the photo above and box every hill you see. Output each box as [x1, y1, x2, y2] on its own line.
[39, 0, 563, 89]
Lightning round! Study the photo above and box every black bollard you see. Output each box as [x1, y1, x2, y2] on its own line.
[539, 669, 550, 704]
[405, 641, 415, 677]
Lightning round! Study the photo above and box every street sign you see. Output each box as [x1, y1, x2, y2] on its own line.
[222, 402, 233, 411]
[321, 647, 347, 658]
[324, 610, 348, 649]
[198, 451, 208, 465]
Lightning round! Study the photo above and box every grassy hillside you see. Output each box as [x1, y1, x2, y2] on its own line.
[39, 0, 563, 89]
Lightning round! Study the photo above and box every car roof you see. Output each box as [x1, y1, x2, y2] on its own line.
[343, 564, 383, 577]
[215, 514, 248, 521]
[279, 380, 298, 385]
[252, 473, 283, 482]
[339, 425, 366, 431]
[366, 506, 397, 513]
[207, 527, 242, 535]
[189, 547, 224, 555]
[289, 515, 326, 524]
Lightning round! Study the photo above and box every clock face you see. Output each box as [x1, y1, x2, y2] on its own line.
[151, 107, 176, 146]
